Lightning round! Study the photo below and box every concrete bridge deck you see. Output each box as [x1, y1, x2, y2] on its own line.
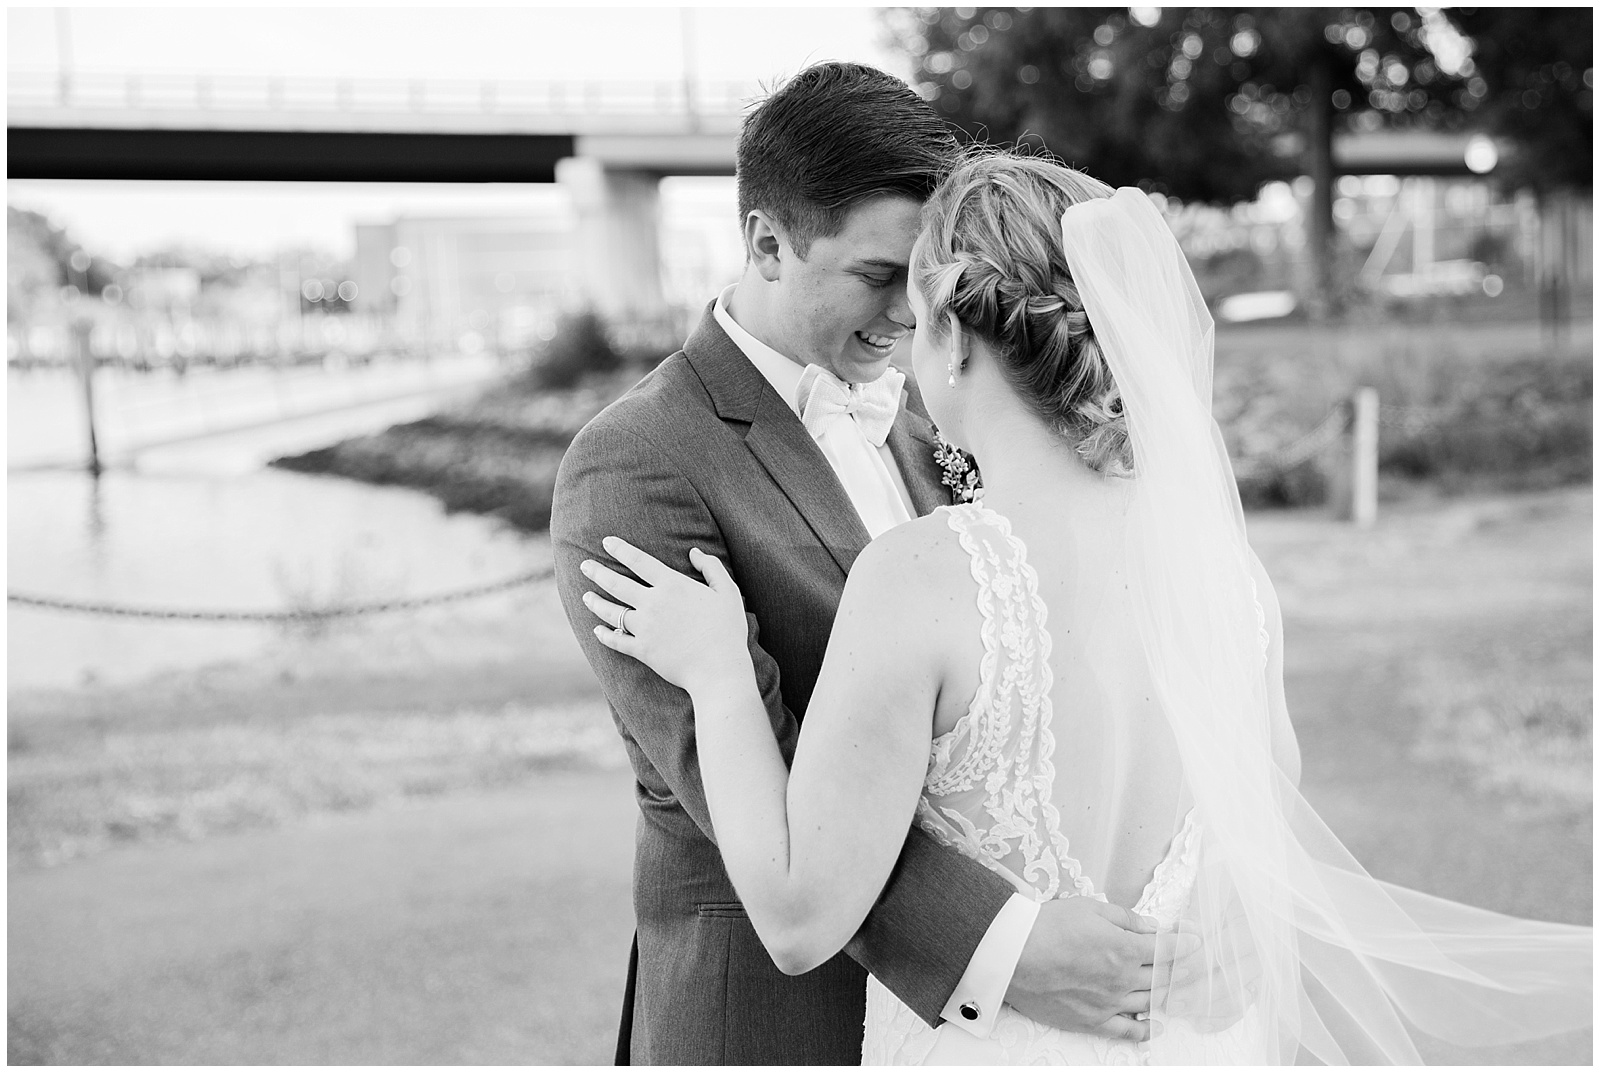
[8, 69, 1505, 320]
[9, 70, 753, 134]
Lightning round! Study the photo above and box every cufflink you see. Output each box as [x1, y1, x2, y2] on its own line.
[959, 1001, 981, 1021]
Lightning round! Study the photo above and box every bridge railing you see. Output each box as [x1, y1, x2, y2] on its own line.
[9, 70, 762, 119]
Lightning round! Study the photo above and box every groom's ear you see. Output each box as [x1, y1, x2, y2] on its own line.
[743, 211, 784, 283]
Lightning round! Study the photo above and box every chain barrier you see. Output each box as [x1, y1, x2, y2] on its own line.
[1377, 403, 1453, 435]
[1232, 403, 1352, 481]
[1376, 402, 1561, 435]
[9, 565, 554, 623]
[1229, 396, 1522, 480]
[7, 395, 1534, 622]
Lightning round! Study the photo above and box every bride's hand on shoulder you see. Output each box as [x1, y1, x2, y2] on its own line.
[581, 537, 750, 694]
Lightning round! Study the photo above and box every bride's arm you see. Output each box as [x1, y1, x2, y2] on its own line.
[584, 526, 949, 975]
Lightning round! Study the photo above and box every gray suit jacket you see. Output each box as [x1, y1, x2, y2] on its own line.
[551, 308, 1015, 1065]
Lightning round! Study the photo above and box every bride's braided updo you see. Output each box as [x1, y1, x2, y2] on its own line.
[912, 151, 1133, 477]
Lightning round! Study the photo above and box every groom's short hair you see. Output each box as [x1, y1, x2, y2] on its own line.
[737, 61, 959, 258]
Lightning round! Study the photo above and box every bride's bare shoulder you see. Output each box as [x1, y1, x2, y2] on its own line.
[831, 513, 985, 693]
[840, 510, 975, 611]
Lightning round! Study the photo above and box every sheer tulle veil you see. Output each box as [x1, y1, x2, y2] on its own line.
[1057, 188, 1592, 1063]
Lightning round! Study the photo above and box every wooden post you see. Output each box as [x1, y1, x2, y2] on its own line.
[1351, 387, 1378, 528]
[1329, 387, 1379, 525]
[73, 317, 102, 477]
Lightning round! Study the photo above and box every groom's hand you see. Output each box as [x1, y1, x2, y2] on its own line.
[1004, 898, 1186, 1042]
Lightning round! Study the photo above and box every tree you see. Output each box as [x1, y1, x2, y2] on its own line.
[886, 7, 1473, 315]
[1448, 8, 1592, 194]
[1444, 8, 1593, 327]
[7, 206, 121, 327]
[8, 207, 65, 318]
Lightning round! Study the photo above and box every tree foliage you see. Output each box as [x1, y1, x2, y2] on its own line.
[894, 8, 1470, 199]
[6, 206, 118, 318]
[887, 7, 1590, 316]
[887, 7, 1591, 199]
[1449, 7, 1593, 192]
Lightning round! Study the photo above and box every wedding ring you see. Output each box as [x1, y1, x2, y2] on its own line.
[618, 608, 631, 636]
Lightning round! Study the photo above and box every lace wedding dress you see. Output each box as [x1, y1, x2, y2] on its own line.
[861, 500, 1270, 1065]
[862, 189, 1587, 1064]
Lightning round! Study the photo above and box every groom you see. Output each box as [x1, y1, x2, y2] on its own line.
[552, 62, 1161, 1065]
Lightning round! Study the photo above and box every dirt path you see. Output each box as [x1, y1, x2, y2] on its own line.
[9, 489, 1591, 1064]
[1257, 490, 1592, 926]
[1253, 488, 1592, 1065]
[9, 768, 638, 1065]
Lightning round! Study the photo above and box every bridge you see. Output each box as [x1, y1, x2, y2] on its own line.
[9, 70, 1503, 321]
[9, 71, 762, 321]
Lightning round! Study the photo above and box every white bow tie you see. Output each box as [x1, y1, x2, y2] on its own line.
[796, 365, 905, 448]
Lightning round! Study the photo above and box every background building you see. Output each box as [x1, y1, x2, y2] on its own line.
[353, 205, 578, 355]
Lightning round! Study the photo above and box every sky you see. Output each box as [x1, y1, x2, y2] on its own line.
[8, 7, 910, 83]
[7, 6, 910, 260]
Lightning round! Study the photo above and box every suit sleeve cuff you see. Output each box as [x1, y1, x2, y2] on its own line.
[938, 893, 1039, 1038]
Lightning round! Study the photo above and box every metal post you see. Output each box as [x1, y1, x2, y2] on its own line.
[1351, 387, 1378, 528]
[55, 8, 73, 105]
[74, 317, 102, 477]
[681, 7, 699, 132]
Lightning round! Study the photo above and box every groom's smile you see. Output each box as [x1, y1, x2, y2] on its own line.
[855, 328, 906, 360]
[770, 194, 923, 386]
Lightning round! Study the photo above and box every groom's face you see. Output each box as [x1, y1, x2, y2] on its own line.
[769, 195, 923, 384]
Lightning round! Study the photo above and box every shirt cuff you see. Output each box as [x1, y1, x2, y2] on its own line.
[938, 893, 1040, 1038]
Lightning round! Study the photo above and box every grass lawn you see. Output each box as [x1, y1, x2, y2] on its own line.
[7, 487, 1592, 1063]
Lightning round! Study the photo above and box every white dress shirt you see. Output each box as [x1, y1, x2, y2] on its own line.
[713, 288, 913, 537]
[712, 286, 1039, 1037]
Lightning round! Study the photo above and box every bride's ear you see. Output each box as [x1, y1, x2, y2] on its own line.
[744, 211, 783, 282]
[947, 313, 974, 373]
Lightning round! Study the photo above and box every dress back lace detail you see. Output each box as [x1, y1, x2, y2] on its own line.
[917, 501, 1100, 904]
[862, 501, 1267, 1066]
[861, 184, 1595, 1063]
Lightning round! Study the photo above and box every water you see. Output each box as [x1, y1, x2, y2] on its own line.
[9, 356, 506, 473]
[8, 363, 545, 692]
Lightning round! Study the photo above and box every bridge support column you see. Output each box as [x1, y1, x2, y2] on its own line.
[556, 157, 667, 327]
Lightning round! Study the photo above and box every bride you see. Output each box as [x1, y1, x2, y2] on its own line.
[578, 152, 1591, 1064]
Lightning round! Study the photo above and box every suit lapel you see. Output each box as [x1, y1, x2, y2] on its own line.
[684, 307, 870, 576]
[745, 411, 872, 574]
[888, 379, 952, 517]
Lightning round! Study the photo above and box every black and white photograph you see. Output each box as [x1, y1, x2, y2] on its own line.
[7, 5, 1593, 1065]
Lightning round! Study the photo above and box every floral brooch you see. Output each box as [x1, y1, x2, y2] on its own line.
[933, 431, 982, 504]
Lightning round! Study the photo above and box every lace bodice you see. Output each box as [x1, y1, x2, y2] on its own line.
[913, 501, 1200, 917]
[863, 501, 1270, 1065]
[918, 501, 1101, 903]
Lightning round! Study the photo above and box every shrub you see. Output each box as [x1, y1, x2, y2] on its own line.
[609, 318, 682, 369]
[524, 310, 622, 390]
[1374, 355, 1592, 489]
[1237, 460, 1330, 510]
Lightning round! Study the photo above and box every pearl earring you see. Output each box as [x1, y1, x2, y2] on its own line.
[947, 359, 956, 388]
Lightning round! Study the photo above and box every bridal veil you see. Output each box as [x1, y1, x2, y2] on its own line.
[1056, 187, 1591, 1063]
